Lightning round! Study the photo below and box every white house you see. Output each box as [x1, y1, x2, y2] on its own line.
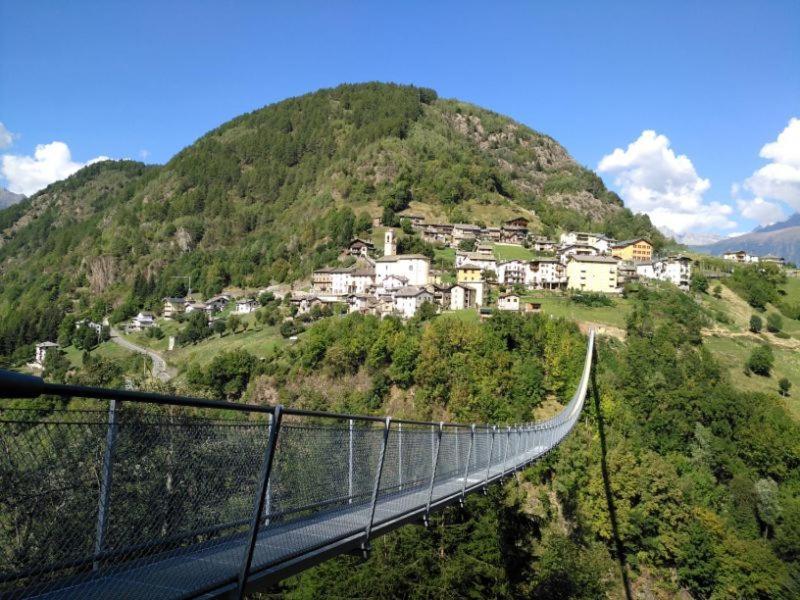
[205, 294, 231, 313]
[559, 232, 614, 254]
[449, 284, 475, 310]
[722, 250, 759, 263]
[349, 268, 375, 294]
[375, 254, 430, 288]
[559, 244, 599, 263]
[377, 274, 409, 294]
[496, 260, 527, 285]
[455, 252, 497, 273]
[130, 312, 156, 332]
[636, 255, 693, 290]
[330, 268, 354, 296]
[528, 259, 566, 290]
[185, 302, 208, 314]
[393, 286, 434, 318]
[34, 342, 59, 368]
[234, 299, 259, 314]
[497, 294, 520, 311]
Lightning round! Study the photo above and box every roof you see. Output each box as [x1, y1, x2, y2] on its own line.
[568, 255, 619, 264]
[375, 254, 430, 262]
[37, 341, 59, 347]
[611, 237, 651, 248]
[505, 217, 529, 223]
[460, 252, 496, 261]
[138, 311, 155, 317]
[394, 286, 430, 298]
[236, 298, 257, 304]
[206, 295, 230, 303]
[348, 238, 374, 246]
[498, 293, 520, 299]
[457, 263, 483, 270]
[163, 297, 186, 303]
[351, 268, 376, 277]
[452, 223, 482, 231]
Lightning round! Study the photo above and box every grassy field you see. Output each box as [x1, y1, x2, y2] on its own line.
[704, 334, 800, 420]
[491, 244, 537, 261]
[63, 340, 143, 372]
[167, 320, 286, 371]
[518, 292, 632, 330]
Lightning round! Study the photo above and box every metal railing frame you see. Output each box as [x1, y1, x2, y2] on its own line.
[0, 330, 595, 599]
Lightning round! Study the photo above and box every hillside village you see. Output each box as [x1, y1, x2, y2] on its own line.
[300, 215, 693, 319]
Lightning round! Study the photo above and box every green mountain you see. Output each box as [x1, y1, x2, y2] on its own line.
[0, 82, 664, 361]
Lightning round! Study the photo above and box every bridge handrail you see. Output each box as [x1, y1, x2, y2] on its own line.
[0, 330, 595, 599]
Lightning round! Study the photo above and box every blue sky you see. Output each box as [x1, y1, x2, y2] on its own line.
[1, 1, 798, 238]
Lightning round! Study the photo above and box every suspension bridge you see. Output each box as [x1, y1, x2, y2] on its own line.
[0, 331, 595, 599]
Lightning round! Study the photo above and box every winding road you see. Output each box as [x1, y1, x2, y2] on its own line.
[110, 327, 174, 381]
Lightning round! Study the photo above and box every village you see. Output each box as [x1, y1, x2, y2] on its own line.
[27, 215, 793, 371]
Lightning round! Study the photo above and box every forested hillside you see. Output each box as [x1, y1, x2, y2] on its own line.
[239, 289, 796, 599]
[0, 82, 664, 366]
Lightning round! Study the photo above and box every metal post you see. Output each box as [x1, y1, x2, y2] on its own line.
[485, 425, 496, 485]
[348, 418, 354, 504]
[363, 417, 391, 552]
[461, 424, 475, 500]
[265, 413, 272, 522]
[398, 422, 403, 491]
[94, 399, 118, 570]
[424, 422, 444, 525]
[502, 426, 511, 478]
[237, 405, 282, 600]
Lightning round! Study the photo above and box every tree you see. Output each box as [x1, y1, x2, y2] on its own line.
[212, 320, 226, 336]
[690, 272, 709, 294]
[749, 314, 763, 333]
[177, 311, 210, 345]
[778, 377, 791, 397]
[766, 313, 783, 333]
[227, 314, 242, 333]
[747, 345, 774, 376]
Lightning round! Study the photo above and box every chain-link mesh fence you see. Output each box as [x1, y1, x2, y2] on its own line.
[0, 332, 594, 598]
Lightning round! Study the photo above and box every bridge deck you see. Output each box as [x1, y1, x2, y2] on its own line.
[30, 458, 536, 600]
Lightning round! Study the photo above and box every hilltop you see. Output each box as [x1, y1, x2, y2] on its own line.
[692, 212, 800, 264]
[0, 83, 665, 361]
[0, 187, 25, 209]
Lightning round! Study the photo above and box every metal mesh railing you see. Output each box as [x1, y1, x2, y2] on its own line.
[0, 331, 594, 599]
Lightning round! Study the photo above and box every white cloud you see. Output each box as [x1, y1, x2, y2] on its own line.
[0, 122, 16, 149]
[1, 141, 110, 195]
[597, 130, 735, 234]
[139, 149, 150, 160]
[744, 117, 800, 211]
[736, 197, 786, 226]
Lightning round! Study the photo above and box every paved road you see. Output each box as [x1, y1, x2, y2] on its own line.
[110, 327, 173, 381]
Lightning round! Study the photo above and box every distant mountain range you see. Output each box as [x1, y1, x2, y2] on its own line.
[0, 187, 25, 209]
[691, 212, 800, 264]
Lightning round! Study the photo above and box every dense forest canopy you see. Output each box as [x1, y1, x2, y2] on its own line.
[0, 82, 666, 367]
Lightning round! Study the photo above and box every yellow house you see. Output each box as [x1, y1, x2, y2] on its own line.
[566, 255, 619, 293]
[611, 238, 653, 262]
[456, 263, 483, 283]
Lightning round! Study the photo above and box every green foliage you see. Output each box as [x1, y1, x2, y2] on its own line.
[750, 314, 763, 333]
[778, 377, 791, 396]
[726, 263, 786, 309]
[186, 348, 257, 398]
[766, 312, 783, 333]
[570, 292, 614, 307]
[747, 345, 774, 377]
[691, 271, 709, 294]
[177, 311, 211, 345]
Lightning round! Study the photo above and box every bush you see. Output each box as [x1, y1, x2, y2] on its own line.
[749, 315, 763, 333]
[571, 292, 614, 308]
[746, 345, 774, 376]
[778, 378, 791, 396]
[690, 272, 709, 294]
[766, 313, 783, 333]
